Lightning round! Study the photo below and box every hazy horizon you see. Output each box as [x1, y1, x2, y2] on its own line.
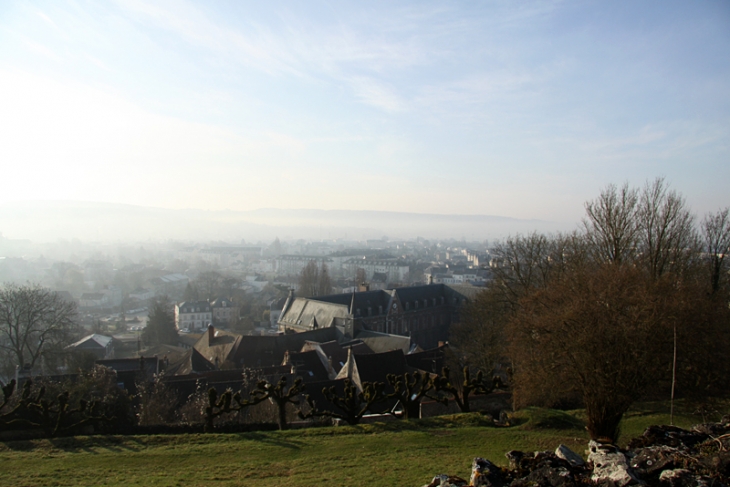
[1, 1, 728, 230]
[0, 200, 572, 243]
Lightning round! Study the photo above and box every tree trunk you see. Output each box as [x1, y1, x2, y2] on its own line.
[277, 401, 288, 430]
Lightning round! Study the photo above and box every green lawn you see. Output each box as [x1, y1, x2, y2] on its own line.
[0, 403, 719, 487]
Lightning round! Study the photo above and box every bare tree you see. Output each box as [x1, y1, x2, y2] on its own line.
[0, 284, 78, 374]
[508, 264, 677, 442]
[298, 261, 317, 297]
[637, 178, 697, 279]
[298, 260, 331, 297]
[489, 232, 555, 307]
[318, 262, 332, 296]
[583, 182, 640, 265]
[355, 268, 367, 286]
[702, 207, 730, 294]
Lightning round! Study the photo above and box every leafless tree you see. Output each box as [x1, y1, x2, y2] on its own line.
[702, 207, 730, 294]
[298, 260, 331, 297]
[355, 268, 367, 286]
[508, 264, 677, 442]
[583, 182, 640, 265]
[318, 262, 332, 296]
[637, 177, 697, 279]
[0, 284, 78, 374]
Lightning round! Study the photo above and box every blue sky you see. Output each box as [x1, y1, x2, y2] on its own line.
[1, 0, 728, 225]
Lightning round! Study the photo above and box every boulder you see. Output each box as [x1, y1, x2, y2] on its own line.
[555, 444, 585, 468]
[588, 440, 643, 486]
[421, 474, 468, 487]
[420, 420, 730, 487]
[629, 445, 678, 478]
[471, 457, 506, 487]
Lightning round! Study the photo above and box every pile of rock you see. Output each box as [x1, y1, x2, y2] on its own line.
[422, 419, 730, 487]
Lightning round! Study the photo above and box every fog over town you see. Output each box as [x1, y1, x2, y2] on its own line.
[0, 3, 729, 468]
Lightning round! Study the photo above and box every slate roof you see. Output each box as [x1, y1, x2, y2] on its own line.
[210, 297, 234, 308]
[193, 327, 241, 366]
[354, 330, 411, 354]
[404, 344, 448, 374]
[335, 348, 407, 389]
[315, 289, 393, 312]
[300, 339, 373, 373]
[97, 356, 159, 374]
[284, 350, 331, 383]
[67, 334, 113, 350]
[281, 284, 475, 326]
[232, 327, 338, 368]
[278, 298, 350, 329]
[164, 348, 217, 376]
[178, 301, 212, 313]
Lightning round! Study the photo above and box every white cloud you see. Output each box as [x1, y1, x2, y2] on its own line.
[348, 76, 407, 112]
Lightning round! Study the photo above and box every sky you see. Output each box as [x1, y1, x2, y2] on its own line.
[0, 0, 728, 225]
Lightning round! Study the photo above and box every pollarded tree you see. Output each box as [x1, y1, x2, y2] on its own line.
[0, 284, 78, 374]
[386, 371, 436, 419]
[245, 375, 306, 430]
[311, 379, 386, 425]
[431, 366, 502, 413]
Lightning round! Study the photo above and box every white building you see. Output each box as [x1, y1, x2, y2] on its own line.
[175, 300, 212, 331]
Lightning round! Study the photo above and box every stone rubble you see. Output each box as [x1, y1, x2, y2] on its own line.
[421, 419, 730, 487]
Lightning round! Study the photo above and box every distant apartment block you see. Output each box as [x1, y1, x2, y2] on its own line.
[344, 258, 409, 283]
[79, 286, 123, 310]
[274, 255, 333, 276]
[150, 273, 189, 297]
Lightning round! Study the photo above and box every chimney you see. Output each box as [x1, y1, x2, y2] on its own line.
[428, 275, 434, 285]
[208, 324, 215, 342]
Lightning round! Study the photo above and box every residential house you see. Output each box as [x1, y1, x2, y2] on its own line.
[66, 334, 114, 360]
[175, 300, 212, 331]
[210, 297, 235, 326]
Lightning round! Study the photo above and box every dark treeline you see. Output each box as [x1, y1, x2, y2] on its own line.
[452, 178, 730, 443]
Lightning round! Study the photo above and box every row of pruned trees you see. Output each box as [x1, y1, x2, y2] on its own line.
[186, 364, 503, 431]
[0, 362, 504, 437]
[452, 178, 730, 443]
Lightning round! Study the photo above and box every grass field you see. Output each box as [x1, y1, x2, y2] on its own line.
[0, 400, 723, 487]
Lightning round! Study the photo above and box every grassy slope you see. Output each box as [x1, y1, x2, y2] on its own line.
[0, 403, 720, 487]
